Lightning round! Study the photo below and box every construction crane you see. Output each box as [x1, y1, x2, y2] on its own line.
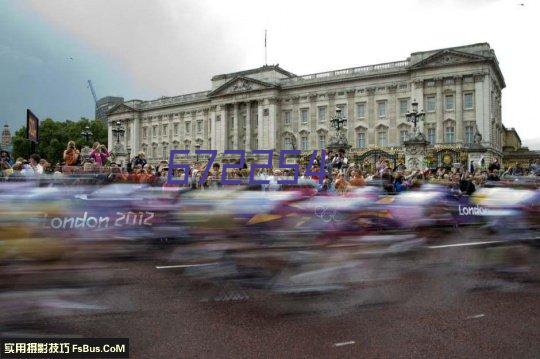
[87, 80, 98, 104]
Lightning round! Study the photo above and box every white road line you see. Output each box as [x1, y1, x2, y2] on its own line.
[428, 241, 503, 249]
[334, 341, 355, 347]
[466, 314, 485, 319]
[155, 263, 216, 269]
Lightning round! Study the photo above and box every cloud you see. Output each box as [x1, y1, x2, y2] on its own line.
[26, 0, 248, 97]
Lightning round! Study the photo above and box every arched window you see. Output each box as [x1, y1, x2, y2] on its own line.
[301, 135, 309, 150]
[445, 121, 455, 143]
[318, 133, 326, 149]
[376, 126, 388, 146]
[357, 132, 366, 148]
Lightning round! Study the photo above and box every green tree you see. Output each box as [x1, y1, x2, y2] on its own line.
[12, 118, 108, 165]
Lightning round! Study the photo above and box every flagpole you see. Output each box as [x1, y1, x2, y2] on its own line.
[265, 29, 267, 66]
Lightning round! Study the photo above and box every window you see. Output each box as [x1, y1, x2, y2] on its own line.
[284, 111, 291, 125]
[337, 104, 347, 118]
[263, 109, 269, 116]
[318, 134, 326, 149]
[142, 127, 147, 139]
[185, 122, 191, 134]
[445, 124, 455, 143]
[318, 106, 326, 122]
[445, 94, 454, 111]
[400, 130, 409, 144]
[197, 121, 202, 133]
[152, 126, 157, 137]
[399, 99, 409, 115]
[465, 125, 474, 144]
[162, 144, 168, 159]
[426, 96, 436, 112]
[173, 143, 178, 150]
[377, 129, 387, 146]
[151, 146, 156, 158]
[464, 93, 474, 110]
[377, 101, 387, 118]
[356, 103, 365, 118]
[301, 136, 308, 151]
[284, 136, 293, 150]
[184, 143, 190, 151]
[163, 124, 168, 136]
[158, 125, 161, 136]
[300, 109, 308, 124]
[357, 132, 366, 148]
[174, 123, 178, 135]
[428, 128, 436, 145]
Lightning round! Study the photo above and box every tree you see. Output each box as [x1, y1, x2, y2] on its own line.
[12, 118, 108, 165]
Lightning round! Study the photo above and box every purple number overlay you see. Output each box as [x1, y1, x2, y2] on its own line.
[168, 149, 327, 185]
[167, 150, 190, 185]
[221, 150, 245, 185]
[249, 150, 273, 185]
[277, 150, 301, 185]
[197, 150, 217, 185]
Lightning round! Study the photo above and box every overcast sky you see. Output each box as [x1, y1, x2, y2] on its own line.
[1, 0, 539, 148]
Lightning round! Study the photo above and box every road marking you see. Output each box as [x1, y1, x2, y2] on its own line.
[334, 341, 355, 347]
[466, 314, 485, 319]
[155, 263, 216, 269]
[428, 241, 503, 249]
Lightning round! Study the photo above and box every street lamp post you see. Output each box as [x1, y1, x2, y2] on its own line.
[80, 125, 94, 161]
[330, 107, 348, 133]
[327, 106, 351, 154]
[405, 99, 426, 139]
[80, 126, 93, 144]
[111, 121, 125, 145]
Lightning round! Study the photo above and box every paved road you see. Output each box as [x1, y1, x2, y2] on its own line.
[37, 247, 540, 359]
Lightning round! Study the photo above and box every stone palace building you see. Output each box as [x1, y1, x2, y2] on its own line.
[107, 43, 509, 168]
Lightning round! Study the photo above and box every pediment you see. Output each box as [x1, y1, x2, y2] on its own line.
[410, 49, 487, 69]
[107, 103, 139, 116]
[208, 76, 277, 97]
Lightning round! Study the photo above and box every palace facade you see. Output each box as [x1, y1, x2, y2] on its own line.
[107, 43, 508, 167]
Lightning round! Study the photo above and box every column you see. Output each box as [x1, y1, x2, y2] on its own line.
[483, 73, 491, 148]
[436, 79, 444, 143]
[210, 109, 216, 150]
[475, 74, 486, 146]
[366, 87, 376, 145]
[268, 98, 277, 150]
[233, 103, 239, 149]
[107, 121, 113, 150]
[130, 117, 139, 157]
[221, 105, 228, 152]
[346, 90, 356, 145]
[257, 102, 264, 149]
[411, 80, 424, 133]
[387, 86, 397, 145]
[455, 76, 463, 144]
[309, 94, 317, 149]
[323, 92, 335, 149]
[245, 102, 251, 151]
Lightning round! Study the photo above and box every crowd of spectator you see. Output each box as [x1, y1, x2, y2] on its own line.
[1, 141, 539, 193]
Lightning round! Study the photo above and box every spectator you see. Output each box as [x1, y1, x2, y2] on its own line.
[488, 158, 501, 172]
[131, 151, 147, 169]
[459, 173, 476, 195]
[89, 142, 101, 164]
[487, 169, 500, 181]
[29, 154, 43, 174]
[39, 159, 51, 174]
[531, 159, 540, 176]
[99, 145, 112, 166]
[63, 141, 80, 166]
[0, 150, 13, 166]
[349, 170, 366, 187]
[393, 173, 406, 193]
